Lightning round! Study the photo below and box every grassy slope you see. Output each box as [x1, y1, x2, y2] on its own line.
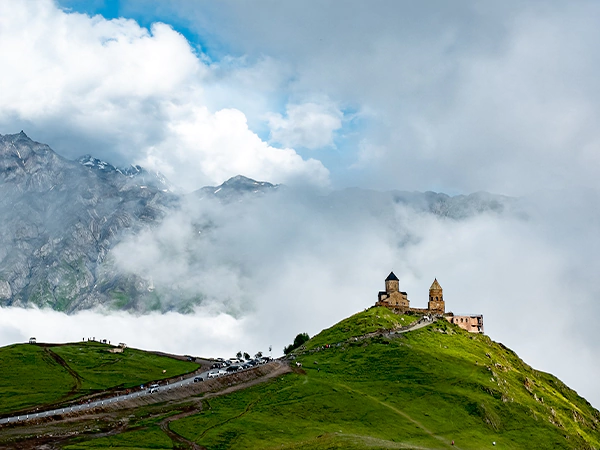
[165, 307, 600, 450]
[0, 341, 199, 415]
[0, 344, 74, 415]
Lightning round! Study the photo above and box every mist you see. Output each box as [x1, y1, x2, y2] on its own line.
[2, 186, 599, 408]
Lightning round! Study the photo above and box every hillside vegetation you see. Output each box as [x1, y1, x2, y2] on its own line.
[164, 308, 600, 449]
[7, 307, 600, 449]
[0, 341, 199, 416]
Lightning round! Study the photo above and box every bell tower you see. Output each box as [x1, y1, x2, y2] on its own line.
[428, 278, 444, 313]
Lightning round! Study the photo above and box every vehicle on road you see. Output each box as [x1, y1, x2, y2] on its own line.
[193, 376, 204, 382]
[207, 371, 219, 379]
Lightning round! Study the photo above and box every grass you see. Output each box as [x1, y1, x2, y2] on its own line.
[0, 341, 199, 415]
[8, 307, 600, 449]
[0, 344, 74, 415]
[302, 307, 418, 351]
[63, 426, 174, 449]
[166, 308, 600, 449]
[51, 342, 198, 391]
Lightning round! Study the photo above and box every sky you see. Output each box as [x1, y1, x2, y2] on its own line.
[1, 0, 600, 408]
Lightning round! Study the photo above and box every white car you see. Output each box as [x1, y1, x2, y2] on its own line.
[207, 371, 219, 379]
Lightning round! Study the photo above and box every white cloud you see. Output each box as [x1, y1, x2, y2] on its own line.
[267, 102, 342, 149]
[162, 0, 600, 194]
[0, 0, 328, 190]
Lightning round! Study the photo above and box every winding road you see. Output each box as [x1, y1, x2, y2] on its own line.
[0, 364, 263, 425]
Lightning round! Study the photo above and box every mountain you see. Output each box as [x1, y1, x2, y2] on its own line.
[194, 174, 280, 202]
[0, 132, 516, 313]
[0, 132, 177, 311]
[1, 308, 598, 449]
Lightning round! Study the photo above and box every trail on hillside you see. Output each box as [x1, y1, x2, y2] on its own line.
[274, 432, 441, 450]
[160, 410, 205, 450]
[337, 382, 461, 450]
[43, 348, 83, 400]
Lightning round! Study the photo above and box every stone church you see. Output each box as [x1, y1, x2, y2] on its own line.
[375, 271, 483, 334]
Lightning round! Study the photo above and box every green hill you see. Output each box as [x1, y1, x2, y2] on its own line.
[0, 341, 200, 416]
[61, 307, 600, 450]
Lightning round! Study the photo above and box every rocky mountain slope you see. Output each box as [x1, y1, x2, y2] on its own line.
[0, 132, 515, 313]
[0, 132, 176, 311]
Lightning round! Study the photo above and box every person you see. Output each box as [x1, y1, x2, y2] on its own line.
[451, 440, 454, 445]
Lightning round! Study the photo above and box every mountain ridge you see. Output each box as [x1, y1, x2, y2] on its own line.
[0, 132, 517, 313]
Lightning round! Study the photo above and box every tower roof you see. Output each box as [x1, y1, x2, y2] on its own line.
[430, 278, 442, 290]
[385, 271, 399, 281]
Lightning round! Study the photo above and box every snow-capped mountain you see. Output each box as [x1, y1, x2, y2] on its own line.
[77, 155, 176, 193]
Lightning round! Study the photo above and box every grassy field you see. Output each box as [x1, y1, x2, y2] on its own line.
[6, 307, 600, 449]
[0, 341, 199, 416]
[165, 308, 600, 449]
[302, 307, 418, 351]
[0, 344, 75, 415]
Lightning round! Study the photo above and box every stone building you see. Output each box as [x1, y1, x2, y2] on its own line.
[375, 272, 484, 334]
[376, 272, 409, 309]
[428, 278, 444, 313]
[446, 314, 484, 334]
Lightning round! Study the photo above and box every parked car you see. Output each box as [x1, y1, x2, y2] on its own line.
[226, 365, 240, 373]
[207, 371, 219, 379]
[194, 376, 204, 382]
[147, 384, 160, 394]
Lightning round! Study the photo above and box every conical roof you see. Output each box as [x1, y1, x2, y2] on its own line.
[385, 271, 399, 281]
[429, 278, 442, 290]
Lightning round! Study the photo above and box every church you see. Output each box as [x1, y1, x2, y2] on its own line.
[375, 271, 483, 334]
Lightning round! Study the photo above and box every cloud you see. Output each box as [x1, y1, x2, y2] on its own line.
[0, 0, 328, 190]
[3, 188, 600, 408]
[109, 188, 600, 408]
[159, 0, 600, 194]
[267, 102, 342, 149]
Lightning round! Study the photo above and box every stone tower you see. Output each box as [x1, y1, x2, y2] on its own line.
[385, 271, 399, 293]
[428, 278, 445, 313]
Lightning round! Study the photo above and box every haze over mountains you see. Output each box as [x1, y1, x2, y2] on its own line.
[0, 131, 514, 313]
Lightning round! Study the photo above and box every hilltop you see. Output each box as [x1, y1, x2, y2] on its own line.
[0, 341, 200, 417]
[1, 307, 598, 449]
